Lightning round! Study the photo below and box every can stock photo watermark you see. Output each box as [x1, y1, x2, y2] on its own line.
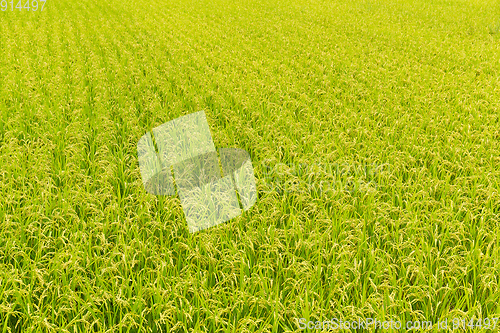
[257, 160, 390, 196]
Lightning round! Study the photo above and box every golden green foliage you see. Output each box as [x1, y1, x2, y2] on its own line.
[1, 0, 500, 331]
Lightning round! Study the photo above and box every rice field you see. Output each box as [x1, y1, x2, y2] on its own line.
[1, 0, 500, 331]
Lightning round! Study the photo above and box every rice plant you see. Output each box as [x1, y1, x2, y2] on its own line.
[1, 0, 500, 332]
